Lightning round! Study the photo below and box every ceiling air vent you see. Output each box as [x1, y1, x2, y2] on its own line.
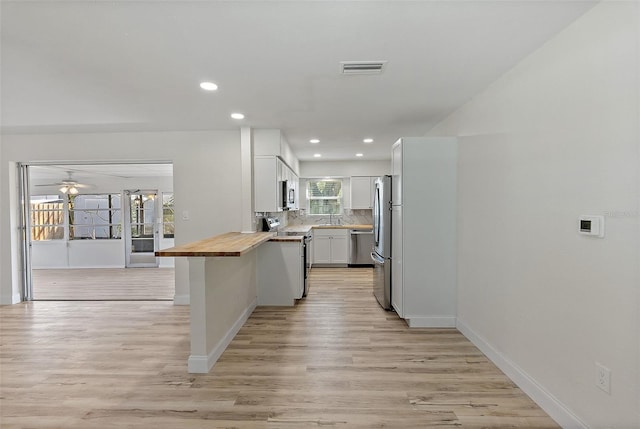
[340, 61, 387, 75]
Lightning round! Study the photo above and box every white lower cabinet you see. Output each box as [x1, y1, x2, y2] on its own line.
[312, 229, 348, 265]
[257, 241, 304, 306]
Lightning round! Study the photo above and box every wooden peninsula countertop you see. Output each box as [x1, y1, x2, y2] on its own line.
[311, 224, 372, 230]
[155, 232, 274, 257]
[156, 224, 373, 257]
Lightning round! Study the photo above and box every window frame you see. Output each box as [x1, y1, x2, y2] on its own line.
[68, 193, 123, 240]
[306, 179, 343, 216]
[29, 195, 66, 241]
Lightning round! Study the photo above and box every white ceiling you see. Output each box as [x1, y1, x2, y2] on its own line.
[1, 1, 597, 161]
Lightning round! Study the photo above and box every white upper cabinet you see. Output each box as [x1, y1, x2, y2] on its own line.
[253, 129, 300, 213]
[254, 155, 299, 213]
[254, 156, 284, 212]
[350, 176, 377, 209]
[254, 129, 299, 175]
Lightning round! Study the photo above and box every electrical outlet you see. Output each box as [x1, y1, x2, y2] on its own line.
[595, 362, 611, 394]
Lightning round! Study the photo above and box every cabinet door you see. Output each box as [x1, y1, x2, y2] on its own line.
[313, 236, 332, 264]
[351, 176, 372, 209]
[330, 235, 349, 263]
[254, 157, 279, 212]
[276, 158, 284, 182]
[292, 173, 300, 210]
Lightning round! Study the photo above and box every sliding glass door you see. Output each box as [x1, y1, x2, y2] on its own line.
[124, 190, 159, 268]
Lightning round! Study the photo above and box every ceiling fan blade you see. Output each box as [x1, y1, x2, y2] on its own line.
[35, 182, 64, 187]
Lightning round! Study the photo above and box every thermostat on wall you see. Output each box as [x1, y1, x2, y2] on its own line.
[578, 215, 605, 238]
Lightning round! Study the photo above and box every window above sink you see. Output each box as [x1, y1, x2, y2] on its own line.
[306, 179, 343, 215]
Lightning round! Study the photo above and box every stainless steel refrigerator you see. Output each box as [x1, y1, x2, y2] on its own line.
[371, 175, 392, 310]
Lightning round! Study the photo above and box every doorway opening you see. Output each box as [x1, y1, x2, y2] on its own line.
[125, 190, 160, 268]
[22, 162, 175, 301]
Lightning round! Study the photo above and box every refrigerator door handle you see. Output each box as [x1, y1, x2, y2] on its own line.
[370, 252, 385, 265]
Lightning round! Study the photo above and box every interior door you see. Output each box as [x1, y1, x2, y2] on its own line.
[124, 190, 159, 267]
[19, 163, 33, 301]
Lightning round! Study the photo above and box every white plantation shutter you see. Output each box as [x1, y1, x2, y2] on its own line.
[307, 180, 343, 215]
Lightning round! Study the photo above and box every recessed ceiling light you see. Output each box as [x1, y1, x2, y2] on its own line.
[313, 154, 322, 158]
[356, 153, 364, 157]
[199, 82, 218, 91]
[363, 138, 374, 143]
[230, 113, 245, 120]
[310, 139, 320, 144]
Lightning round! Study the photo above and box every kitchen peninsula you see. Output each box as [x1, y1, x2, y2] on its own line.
[156, 232, 275, 373]
[156, 225, 372, 374]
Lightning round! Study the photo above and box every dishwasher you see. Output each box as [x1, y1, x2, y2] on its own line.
[349, 229, 374, 266]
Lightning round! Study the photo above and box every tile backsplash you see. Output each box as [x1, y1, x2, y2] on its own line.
[287, 209, 373, 226]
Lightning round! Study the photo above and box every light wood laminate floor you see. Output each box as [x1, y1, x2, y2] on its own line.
[32, 268, 175, 300]
[0, 268, 559, 428]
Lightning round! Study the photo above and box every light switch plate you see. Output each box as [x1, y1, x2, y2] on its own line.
[578, 215, 604, 238]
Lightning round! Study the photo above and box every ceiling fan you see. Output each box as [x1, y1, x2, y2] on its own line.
[35, 172, 92, 195]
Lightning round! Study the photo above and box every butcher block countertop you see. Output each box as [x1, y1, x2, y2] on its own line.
[311, 224, 372, 230]
[156, 224, 373, 257]
[155, 232, 274, 257]
[282, 224, 372, 232]
[268, 235, 304, 242]
[280, 225, 313, 234]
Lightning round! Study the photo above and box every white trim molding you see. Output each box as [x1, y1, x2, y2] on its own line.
[173, 294, 189, 306]
[2, 292, 23, 305]
[407, 316, 456, 328]
[456, 318, 588, 429]
[187, 298, 257, 374]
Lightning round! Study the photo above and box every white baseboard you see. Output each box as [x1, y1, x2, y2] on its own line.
[187, 298, 257, 374]
[407, 316, 456, 328]
[173, 294, 189, 305]
[0, 292, 22, 305]
[456, 318, 587, 429]
[187, 355, 209, 374]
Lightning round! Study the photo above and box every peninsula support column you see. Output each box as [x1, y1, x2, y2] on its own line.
[186, 257, 208, 373]
[185, 252, 259, 374]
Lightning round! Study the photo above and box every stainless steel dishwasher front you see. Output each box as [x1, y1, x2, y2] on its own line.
[349, 229, 374, 266]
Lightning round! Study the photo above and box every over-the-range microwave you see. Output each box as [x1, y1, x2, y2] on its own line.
[281, 180, 295, 210]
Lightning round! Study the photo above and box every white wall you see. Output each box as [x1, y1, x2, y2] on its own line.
[1, 130, 242, 305]
[298, 160, 391, 211]
[300, 160, 390, 178]
[428, 2, 639, 428]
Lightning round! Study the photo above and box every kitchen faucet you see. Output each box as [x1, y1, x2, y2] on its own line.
[318, 213, 341, 225]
